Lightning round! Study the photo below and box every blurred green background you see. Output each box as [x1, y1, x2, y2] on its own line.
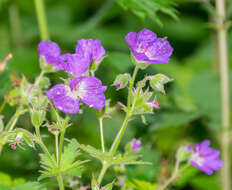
[0, 0, 231, 189]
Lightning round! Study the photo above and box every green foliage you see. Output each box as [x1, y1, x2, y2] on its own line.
[117, 0, 178, 26]
[0, 172, 45, 190]
[0, 182, 46, 190]
[39, 139, 86, 180]
[124, 179, 157, 190]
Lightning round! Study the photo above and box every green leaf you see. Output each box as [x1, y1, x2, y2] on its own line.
[38, 153, 57, 180]
[101, 180, 115, 190]
[117, 0, 178, 26]
[0, 172, 12, 186]
[11, 182, 46, 190]
[39, 139, 87, 180]
[125, 179, 157, 190]
[110, 153, 151, 166]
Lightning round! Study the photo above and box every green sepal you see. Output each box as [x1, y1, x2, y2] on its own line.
[131, 53, 149, 70]
[149, 73, 173, 94]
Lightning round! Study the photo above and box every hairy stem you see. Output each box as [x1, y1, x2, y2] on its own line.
[57, 175, 64, 190]
[99, 117, 105, 152]
[97, 162, 108, 185]
[97, 66, 139, 186]
[5, 107, 25, 131]
[159, 163, 190, 190]
[35, 127, 56, 167]
[215, 0, 230, 189]
[34, 70, 45, 86]
[34, 0, 49, 40]
[110, 66, 139, 155]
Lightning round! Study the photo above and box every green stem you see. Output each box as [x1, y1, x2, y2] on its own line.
[97, 66, 139, 186]
[99, 117, 105, 152]
[57, 175, 64, 190]
[55, 134, 59, 164]
[8, 4, 23, 48]
[5, 107, 24, 131]
[34, 0, 49, 40]
[34, 70, 45, 86]
[159, 163, 190, 190]
[97, 163, 108, 185]
[127, 66, 139, 111]
[58, 129, 65, 168]
[35, 126, 56, 167]
[215, 0, 230, 189]
[110, 66, 139, 155]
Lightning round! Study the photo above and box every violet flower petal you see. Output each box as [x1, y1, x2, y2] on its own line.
[125, 28, 173, 64]
[60, 53, 91, 77]
[70, 76, 107, 110]
[76, 39, 105, 63]
[189, 140, 223, 175]
[46, 84, 79, 114]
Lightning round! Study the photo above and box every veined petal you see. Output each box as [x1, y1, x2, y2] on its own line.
[60, 53, 91, 77]
[70, 76, 107, 110]
[46, 84, 79, 114]
[38, 41, 61, 57]
[76, 39, 105, 63]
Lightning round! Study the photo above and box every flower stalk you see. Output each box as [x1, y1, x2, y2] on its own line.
[34, 0, 49, 40]
[215, 0, 230, 189]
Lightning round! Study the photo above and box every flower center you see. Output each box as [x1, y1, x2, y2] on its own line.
[191, 152, 204, 166]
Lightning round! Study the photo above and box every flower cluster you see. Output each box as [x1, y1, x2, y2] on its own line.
[187, 140, 223, 175]
[39, 39, 106, 114]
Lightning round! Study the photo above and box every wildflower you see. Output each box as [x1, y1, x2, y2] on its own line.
[60, 53, 91, 77]
[38, 41, 93, 76]
[131, 139, 142, 151]
[75, 39, 105, 64]
[188, 140, 223, 175]
[125, 29, 173, 64]
[38, 41, 64, 70]
[46, 76, 107, 114]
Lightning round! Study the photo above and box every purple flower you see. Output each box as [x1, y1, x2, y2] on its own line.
[75, 39, 105, 64]
[38, 41, 64, 70]
[46, 76, 107, 114]
[188, 140, 223, 175]
[125, 29, 173, 64]
[60, 53, 91, 77]
[131, 139, 142, 151]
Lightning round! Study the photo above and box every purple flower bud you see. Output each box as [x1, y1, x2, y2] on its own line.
[131, 139, 142, 151]
[46, 76, 107, 114]
[125, 29, 173, 64]
[187, 140, 223, 175]
[75, 39, 105, 64]
[115, 83, 121, 89]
